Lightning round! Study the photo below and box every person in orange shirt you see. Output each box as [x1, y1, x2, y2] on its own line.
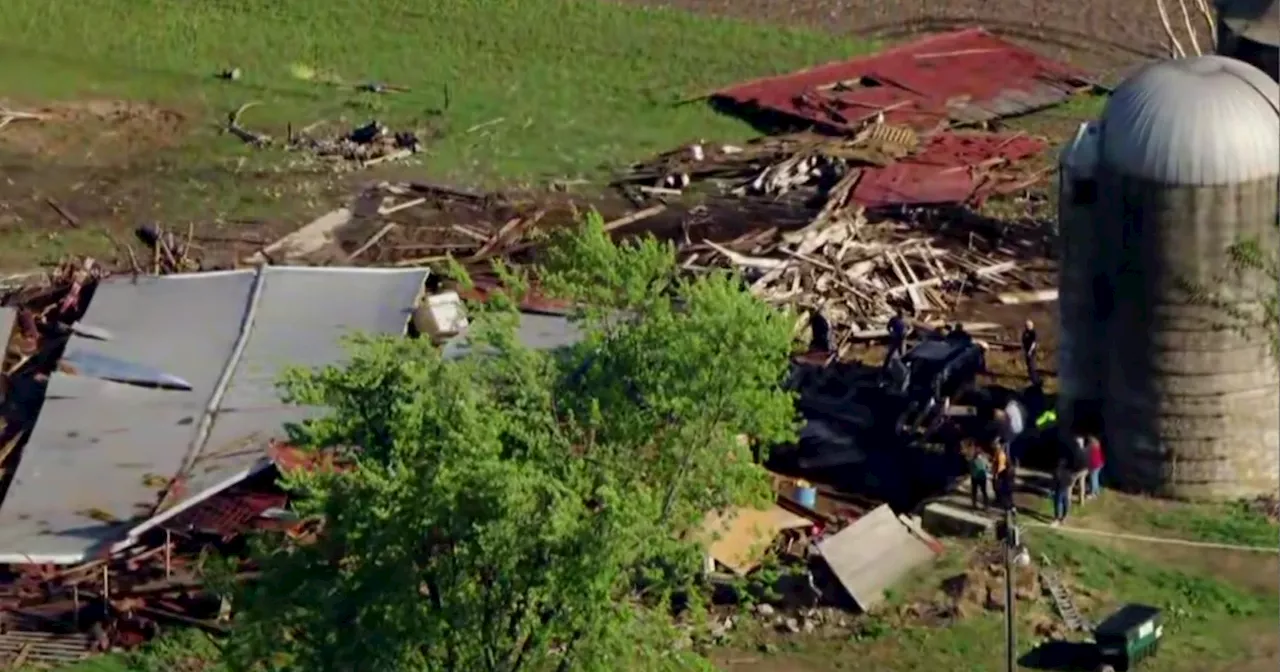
[992, 440, 1011, 509]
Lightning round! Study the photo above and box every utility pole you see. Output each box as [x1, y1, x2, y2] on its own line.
[1003, 506, 1018, 672]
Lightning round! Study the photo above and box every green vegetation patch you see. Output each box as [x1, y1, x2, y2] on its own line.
[0, 0, 873, 182]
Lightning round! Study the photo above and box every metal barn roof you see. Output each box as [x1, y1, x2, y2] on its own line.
[1099, 55, 1280, 185]
[0, 267, 428, 564]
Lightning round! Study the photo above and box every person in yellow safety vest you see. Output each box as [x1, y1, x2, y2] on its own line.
[1036, 409, 1057, 429]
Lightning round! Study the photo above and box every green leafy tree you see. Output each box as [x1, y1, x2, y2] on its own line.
[219, 212, 800, 672]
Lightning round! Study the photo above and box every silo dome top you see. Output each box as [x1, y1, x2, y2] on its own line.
[1099, 55, 1279, 185]
[1216, 0, 1279, 47]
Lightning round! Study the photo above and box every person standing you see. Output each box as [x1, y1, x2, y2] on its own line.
[970, 449, 991, 510]
[1021, 320, 1039, 387]
[1001, 400, 1027, 464]
[1087, 435, 1105, 498]
[993, 440, 1011, 509]
[1070, 435, 1090, 505]
[885, 308, 908, 363]
[809, 308, 831, 353]
[1051, 457, 1073, 526]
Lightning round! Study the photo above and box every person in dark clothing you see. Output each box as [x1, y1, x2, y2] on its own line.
[809, 308, 831, 353]
[970, 449, 991, 510]
[1051, 457, 1073, 525]
[888, 309, 909, 352]
[882, 308, 909, 374]
[1021, 320, 1040, 387]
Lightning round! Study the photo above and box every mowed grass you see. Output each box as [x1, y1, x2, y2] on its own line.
[0, 0, 872, 183]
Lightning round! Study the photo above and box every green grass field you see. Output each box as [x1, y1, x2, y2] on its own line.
[717, 526, 1278, 672]
[0, 0, 870, 183]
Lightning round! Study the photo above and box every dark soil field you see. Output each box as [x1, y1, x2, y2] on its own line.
[610, 0, 1195, 79]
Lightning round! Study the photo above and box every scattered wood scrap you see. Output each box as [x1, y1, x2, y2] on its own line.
[0, 108, 49, 133]
[225, 104, 422, 166]
[619, 124, 919, 200]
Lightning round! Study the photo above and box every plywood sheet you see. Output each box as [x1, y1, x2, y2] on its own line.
[703, 505, 812, 575]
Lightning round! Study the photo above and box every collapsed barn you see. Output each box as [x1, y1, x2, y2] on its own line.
[0, 26, 1274, 669]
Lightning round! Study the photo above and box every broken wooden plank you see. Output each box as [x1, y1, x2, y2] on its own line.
[998, 288, 1059, 305]
[247, 208, 353, 264]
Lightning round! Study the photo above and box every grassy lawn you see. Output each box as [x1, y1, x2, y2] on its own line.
[1016, 489, 1279, 549]
[716, 528, 1278, 672]
[0, 0, 870, 183]
[0, 0, 875, 270]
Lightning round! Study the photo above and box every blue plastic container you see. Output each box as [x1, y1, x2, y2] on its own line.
[794, 481, 818, 509]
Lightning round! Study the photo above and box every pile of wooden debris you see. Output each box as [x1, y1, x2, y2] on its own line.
[621, 125, 919, 199]
[226, 104, 422, 168]
[679, 204, 1044, 347]
[616, 122, 1048, 211]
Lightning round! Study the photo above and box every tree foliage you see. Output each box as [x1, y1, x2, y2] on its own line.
[219, 211, 800, 672]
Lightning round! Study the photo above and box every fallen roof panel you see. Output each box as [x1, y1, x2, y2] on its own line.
[0, 391, 194, 563]
[61, 270, 256, 397]
[0, 267, 429, 563]
[713, 28, 1093, 133]
[441, 312, 584, 360]
[816, 504, 937, 612]
[851, 133, 1047, 208]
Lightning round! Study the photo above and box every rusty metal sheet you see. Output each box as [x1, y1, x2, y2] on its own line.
[163, 489, 286, 537]
[714, 28, 1093, 133]
[853, 133, 1047, 208]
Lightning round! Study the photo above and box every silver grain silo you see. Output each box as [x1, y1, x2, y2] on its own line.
[1095, 55, 1280, 500]
[1057, 122, 1106, 436]
[1215, 0, 1279, 81]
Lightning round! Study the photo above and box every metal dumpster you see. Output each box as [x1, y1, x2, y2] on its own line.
[1093, 603, 1163, 671]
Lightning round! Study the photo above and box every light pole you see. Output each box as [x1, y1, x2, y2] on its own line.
[1002, 506, 1019, 672]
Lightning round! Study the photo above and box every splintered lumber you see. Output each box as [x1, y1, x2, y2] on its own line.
[675, 199, 1046, 345]
[619, 123, 918, 199]
[998, 288, 1059, 305]
[247, 208, 353, 264]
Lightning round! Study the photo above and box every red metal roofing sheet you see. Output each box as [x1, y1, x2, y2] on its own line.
[714, 28, 1093, 133]
[853, 133, 1046, 208]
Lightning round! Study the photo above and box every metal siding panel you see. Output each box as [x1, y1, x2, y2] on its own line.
[69, 272, 256, 396]
[220, 268, 427, 410]
[816, 505, 934, 611]
[0, 397, 196, 561]
[0, 268, 428, 562]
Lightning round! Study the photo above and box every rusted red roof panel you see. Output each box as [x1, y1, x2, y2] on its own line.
[714, 28, 1093, 133]
[853, 133, 1046, 208]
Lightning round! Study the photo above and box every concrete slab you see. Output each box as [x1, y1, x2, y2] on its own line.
[920, 501, 996, 538]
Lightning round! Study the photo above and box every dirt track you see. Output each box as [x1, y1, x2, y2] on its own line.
[612, 0, 1201, 78]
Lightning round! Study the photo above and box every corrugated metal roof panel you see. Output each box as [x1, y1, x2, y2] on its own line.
[713, 28, 1093, 134]
[0, 267, 429, 563]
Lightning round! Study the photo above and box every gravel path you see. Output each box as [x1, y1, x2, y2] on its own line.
[613, 0, 1212, 79]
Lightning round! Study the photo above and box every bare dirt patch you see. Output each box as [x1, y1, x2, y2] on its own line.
[0, 98, 357, 271]
[0, 99, 188, 161]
